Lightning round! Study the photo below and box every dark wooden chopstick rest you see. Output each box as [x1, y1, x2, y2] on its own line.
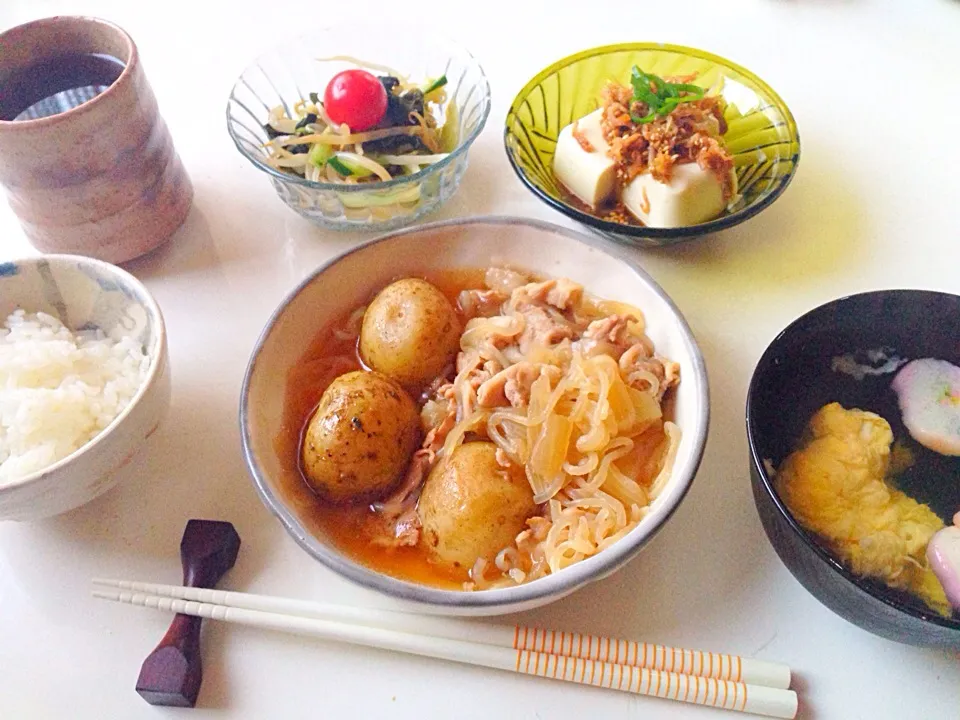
[135, 519, 241, 707]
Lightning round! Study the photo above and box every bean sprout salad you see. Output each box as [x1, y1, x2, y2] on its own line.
[263, 57, 457, 184]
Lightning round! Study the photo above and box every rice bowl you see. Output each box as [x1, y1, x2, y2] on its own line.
[0, 255, 170, 521]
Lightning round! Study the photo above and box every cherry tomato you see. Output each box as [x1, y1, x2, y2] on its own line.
[323, 70, 388, 132]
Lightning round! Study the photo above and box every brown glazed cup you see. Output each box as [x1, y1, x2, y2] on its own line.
[0, 16, 192, 263]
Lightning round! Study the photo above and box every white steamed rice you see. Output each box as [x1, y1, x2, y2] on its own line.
[0, 309, 149, 485]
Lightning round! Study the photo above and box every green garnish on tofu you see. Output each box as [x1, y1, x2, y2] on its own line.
[629, 67, 705, 124]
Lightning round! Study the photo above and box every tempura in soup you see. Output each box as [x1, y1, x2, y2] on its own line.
[774, 362, 960, 617]
[291, 268, 681, 590]
[774, 403, 950, 616]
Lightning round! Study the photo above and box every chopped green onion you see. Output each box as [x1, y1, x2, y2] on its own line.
[421, 75, 448, 95]
[672, 83, 706, 97]
[628, 66, 707, 124]
[632, 110, 659, 124]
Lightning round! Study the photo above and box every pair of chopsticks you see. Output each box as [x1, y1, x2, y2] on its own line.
[92, 579, 798, 718]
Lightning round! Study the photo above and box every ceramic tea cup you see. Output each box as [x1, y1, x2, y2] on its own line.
[0, 16, 192, 263]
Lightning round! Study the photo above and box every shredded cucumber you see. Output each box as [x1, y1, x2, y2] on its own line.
[339, 185, 421, 209]
[327, 154, 374, 178]
[308, 143, 333, 168]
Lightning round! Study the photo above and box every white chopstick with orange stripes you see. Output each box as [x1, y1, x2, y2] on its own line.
[93, 579, 797, 718]
[92, 578, 790, 690]
[513, 649, 791, 718]
[511, 626, 786, 689]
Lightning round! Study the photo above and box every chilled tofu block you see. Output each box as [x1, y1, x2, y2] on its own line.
[623, 163, 731, 228]
[552, 109, 616, 209]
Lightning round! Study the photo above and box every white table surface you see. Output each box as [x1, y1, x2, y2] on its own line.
[2, 1, 959, 717]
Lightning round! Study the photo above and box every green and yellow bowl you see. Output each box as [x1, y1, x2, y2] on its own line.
[504, 43, 800, 247]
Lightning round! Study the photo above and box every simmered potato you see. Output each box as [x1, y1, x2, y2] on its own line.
[418, 442, 536, 567]
[360, 278, 461, 388]
[301, 370, 421, 503]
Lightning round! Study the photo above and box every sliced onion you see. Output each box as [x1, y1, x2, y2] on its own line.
[484, 267, 529, 294]
[532, 472, 566, 504]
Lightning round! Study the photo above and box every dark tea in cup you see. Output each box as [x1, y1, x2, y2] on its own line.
[0, 52, 126, 121]
[0, 16, 192, 263]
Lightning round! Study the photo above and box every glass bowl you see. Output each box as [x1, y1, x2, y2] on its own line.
[227, 31, 491, 231]
[504, 43, 801, 247]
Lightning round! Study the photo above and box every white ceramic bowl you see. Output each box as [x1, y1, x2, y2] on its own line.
[0, 255, 170, 521]
[241, 217, 709, 615]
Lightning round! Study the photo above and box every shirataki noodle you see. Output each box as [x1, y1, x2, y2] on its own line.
[330, 267, 681, 590]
